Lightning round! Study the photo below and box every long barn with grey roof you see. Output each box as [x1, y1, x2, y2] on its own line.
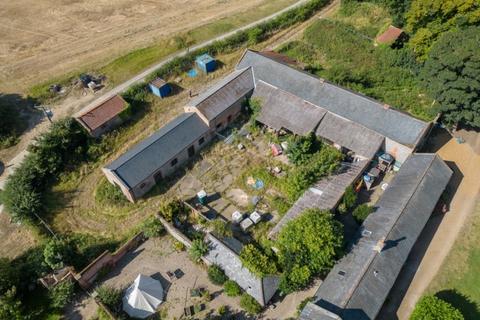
[300, 154, 452, 320]
[204, 233, 280, 306]
[237, 50, 431, 163]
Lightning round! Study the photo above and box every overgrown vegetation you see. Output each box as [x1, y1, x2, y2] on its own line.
[352, 204, 374, 223]
[224, 280, 242, 297]
[337, 185, 357, 214]
[189, 239, 209, 262]
[96, 286, 123, 315]
[2, 118, 93, 224]
[158, 198, 184, 222]
[49, 280, 75, 309]
[95, 178, 128, 207]
[286, 133, 321, 166]
[276, 209, 343, 293]
[141, 216, 165, 238]
[239, 244, 277, 277]
[0, 97, 25, 149]
[240, 293, 262, 315]
[208, 265, 228, 286]
[410, 295, 464, 320]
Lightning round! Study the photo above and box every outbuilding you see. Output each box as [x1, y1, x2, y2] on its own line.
[76, 95, 129, 137]
[195, 54, 217, 73]
[149, 78, 172, 98]
[375, 25, 406, 46]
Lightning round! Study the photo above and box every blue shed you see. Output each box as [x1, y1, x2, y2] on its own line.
[149, 78, 171, 98]
[195, 54, 217, 73]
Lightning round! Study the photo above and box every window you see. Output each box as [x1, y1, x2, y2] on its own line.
[227, 115, 232, 123]
[140, 183, 146, 189]
[216, 122, 222, 129]
[188, 145, 195, 158]
[171, 158, 178, 167]
[199, 137, 205, 145]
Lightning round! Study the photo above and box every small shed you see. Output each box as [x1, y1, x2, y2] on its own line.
[149, 78, 171, 98]
[195, 54, 217, 73]
[375, 26, 405, 46]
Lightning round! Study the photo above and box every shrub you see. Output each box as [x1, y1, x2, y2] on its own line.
[277, 209, 343, 293]
[338, 186, 357, 214]
[43, 239, 72, 270]
[410, 295, 463, 320]
[240, 293, 262, 314]
[239, 244, 277, 277]
[352, 204, 374, 223]
[189, 239, 208, 262]
[0, 287, 23, 319]
[96, 286, 122, 312]
[95, 178, 127, 206]
[173, 240, 185, 252]
[224, 280, 241, 297]
[209, 219, 232, 238]
[217, 305, 228, 316]
[208, 265, 228, 285]
[49, 280, 75, 309]
[286, 134, 321, 165]
[141, 216, 164, 238]
[158, 198, 183, 222]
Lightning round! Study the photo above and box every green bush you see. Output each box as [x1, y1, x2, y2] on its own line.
[338, 186, 357, 214]
[277, 209, 343, 293]
[0, 287, 23, 319]
[43, 239, 72, 270]
[189, 239, 209, 262]
[240, 293, 262, 315]
[286, 133, 321, 165]
[223, 280, 242, 297]
[208, 265, 228, 285]
[410, 295, 464, 320]
[141, 216, 164, 238]
[49, 280, 75, 309]
[95, 178, 128, 206]
[209, 219, 232, 238]
[352, 204, 374, 223]
[96, 286, 122, 312]
[158, 198, 183, 222]
[0, 99, 24, 149]
[239, 244, 277, 277]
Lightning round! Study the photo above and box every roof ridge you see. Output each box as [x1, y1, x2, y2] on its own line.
[77, 95, 126, 118]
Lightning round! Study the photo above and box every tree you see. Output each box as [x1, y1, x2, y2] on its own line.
[287, 134, 321, 166]
[421, 27, 480, 127]
[240, 293, 262, 314]
[406, 0, 480, 60]
[158, 198, 183, 222]
[410, 295, 464, 320]
[96, 286, 122, 312]
[276, 209, 343, 293]
[0, 287, 23, 320]
[239, 244, 277, 277]
[352, 204, 374, 223]
[49, 280, 75, 309]
[43, 239, 72, 270]
[0, 98, 22, 148]
[224, 280, 241, 297]
[0, 258, 19, 295]
[338, 186, 357, 214]
[189, 239, 208, 262]
[207, 265, 228, 285]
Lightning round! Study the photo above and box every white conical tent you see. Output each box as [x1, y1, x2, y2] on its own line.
[122, 274, 164, 319]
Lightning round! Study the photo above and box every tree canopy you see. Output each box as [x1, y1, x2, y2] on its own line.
[276, 209, 343, 293]
[410, 295, 464, 320]
[421, 26, 480, 128]
[406, 0, 480, 60]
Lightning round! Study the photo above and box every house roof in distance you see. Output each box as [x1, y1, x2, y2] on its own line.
[376, 26, 404, 44]
[188, 67, 254, 121]
[204, 233, 279, 306]
[237, 50, 429, 147]
[253, 80, 327, 135]
[77, 95, 127, 131]
[105, 112, 209, 189]
[300, 153, 452, 320]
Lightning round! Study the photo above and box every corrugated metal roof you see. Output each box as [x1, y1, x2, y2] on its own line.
[269, 160, 369, 239]
[376, 26, 404, 44]
[204, 234, 280, 306]
[149, 77, 167, 89]
[106, 113, 209, 188]
[77, 95, 127, 131]
[188, 67, 254, 121]
[237, 50, 428, 147]
[304, 154, 452, 320]
[316, 112, 385, 159]
[253, 81, 327, 135]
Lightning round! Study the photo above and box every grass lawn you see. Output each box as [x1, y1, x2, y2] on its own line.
[277, 2, 435, 121]
[28, 0, 297, 102]
[428, 201, 480, 319]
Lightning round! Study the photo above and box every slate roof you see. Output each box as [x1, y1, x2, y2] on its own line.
[253, 81, 327, 135]
[77, 95, 127, 131]
[316, 112, 385, 159]
[188, 67, 254, 121]
[204, 234, 280, 306]
[105, 113, 209, 189]
[237, 50, 428, 147]
[269, 160, 369, 239]
[300, 154, 452, 320]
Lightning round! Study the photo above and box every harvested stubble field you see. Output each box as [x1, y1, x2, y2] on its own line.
[0, 0, 296, 93]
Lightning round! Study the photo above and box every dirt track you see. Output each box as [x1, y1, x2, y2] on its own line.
[0, 0, 291, 93]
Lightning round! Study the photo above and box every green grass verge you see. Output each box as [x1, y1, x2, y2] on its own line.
[428, 202, 480, 320]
